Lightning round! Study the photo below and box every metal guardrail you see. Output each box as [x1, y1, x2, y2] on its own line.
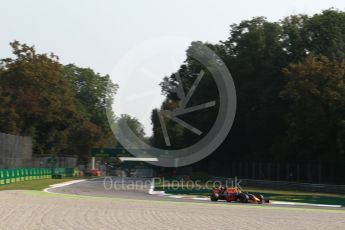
[0, 168, 77, 185]
[238, 179, 345, 194]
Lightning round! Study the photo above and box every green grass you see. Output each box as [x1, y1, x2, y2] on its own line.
[0, 177, 81, 191]
[243, 187, 345, 206]
[155, 182, 345, 206]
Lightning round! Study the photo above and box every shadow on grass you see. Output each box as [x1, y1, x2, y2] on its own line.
[155, 186, 345, 206]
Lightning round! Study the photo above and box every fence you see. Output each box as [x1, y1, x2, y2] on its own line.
[239, 178, 345, 194]
[31, 155, 78, 168]
[0, 132, 32, 168]
[0, 168, 77, 185]
[226, 161, 345, 185]
[0, 133, 78, 169]
[195, 160, 345, 185]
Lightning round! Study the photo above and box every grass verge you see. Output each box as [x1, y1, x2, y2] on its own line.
[155, 183, 345, 206]
[0, 177, 82, 191]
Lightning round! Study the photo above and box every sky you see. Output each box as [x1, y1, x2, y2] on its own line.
[1, 0, 345, 136]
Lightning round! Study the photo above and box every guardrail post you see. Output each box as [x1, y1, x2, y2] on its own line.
[5, 170, 9, 184]
[0, 170, 4, 185]
[276, 163, 280, 180]
[307, 163, 312, 182]
[15, 169, 20, 182]
[258, 162, 263, 179]
[239, 162, 243, 178]
[286, 163, 290, 181]
[296, 164, 300, 182]
[318, 162, 322, 183]
[252, 162, 256, 179]
[29, 168, 33, 180]
[11, 169, 15, 183]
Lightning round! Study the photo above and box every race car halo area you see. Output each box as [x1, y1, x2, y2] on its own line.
[0, 177, 344, 230]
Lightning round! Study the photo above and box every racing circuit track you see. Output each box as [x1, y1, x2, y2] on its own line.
[0, 177, 345, 230]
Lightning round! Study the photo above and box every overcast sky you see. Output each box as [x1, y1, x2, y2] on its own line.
[1, 0, 344, 136]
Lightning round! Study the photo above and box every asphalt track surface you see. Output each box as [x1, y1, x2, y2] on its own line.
[1, 177, 344, 229]
[50, 177, 345, 210]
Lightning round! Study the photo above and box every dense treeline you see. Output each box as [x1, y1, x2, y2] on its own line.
[2, 9, 345, 174]
[0, 41, 117, 161]
[152, 9, 345, 169]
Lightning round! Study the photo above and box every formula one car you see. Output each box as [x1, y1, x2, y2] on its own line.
[210, 186, 268, 203]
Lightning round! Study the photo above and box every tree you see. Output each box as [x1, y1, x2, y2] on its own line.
[0, 41, 81, 155]
[281, 14, 309, 62]
[151, 9, 345, 168]
[117, 114, 145, 140]
[64, 64, 118, 146]
[281, 55, 345, 161]
[303, 9, 345, 61]
[0, 41, 118, 159]
[222, 17, 288, 159]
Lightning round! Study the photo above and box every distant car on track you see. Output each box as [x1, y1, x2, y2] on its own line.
[210, 186, 269, 203]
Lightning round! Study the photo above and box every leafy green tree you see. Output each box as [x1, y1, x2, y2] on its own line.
[281, 14, 309, 62]
[281, 55, 345, 160]
[0, 41, 81, 155]
[64, 64, 118, 146]
[151, 42, 220, 149]
[303, 9, 345, 61]
[223, 17, 288, 158]
[0, 41, 118, 159]
[151, 9, 345, 166]
[117, 114, 145, 139]
[280, 9, 345, 61]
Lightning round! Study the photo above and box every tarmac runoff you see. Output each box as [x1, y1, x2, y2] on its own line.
[47, 177, 344, 210]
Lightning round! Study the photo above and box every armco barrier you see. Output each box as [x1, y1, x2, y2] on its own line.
[0, 168, 76, 186]
[240, 179, 345, 194]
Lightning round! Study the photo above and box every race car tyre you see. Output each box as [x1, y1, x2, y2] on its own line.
[239, 193, 249, 203]
[248, 194, 255, 199]
[257, 194, 264, 204]
[210, 194, 219, 201]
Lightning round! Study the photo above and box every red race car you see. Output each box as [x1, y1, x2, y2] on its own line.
[210, 186, 268, 203]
